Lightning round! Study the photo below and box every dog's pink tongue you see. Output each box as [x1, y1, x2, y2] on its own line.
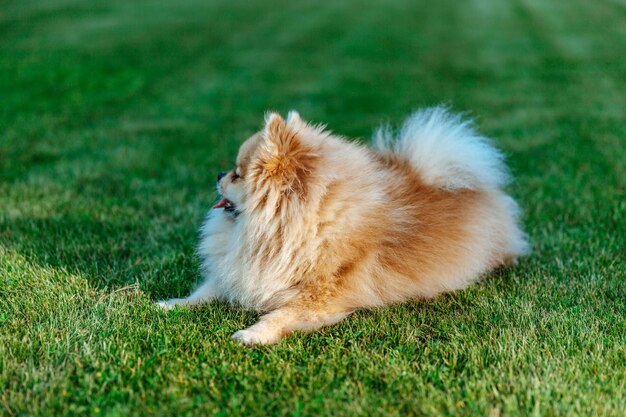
[212, 198, 229, 209]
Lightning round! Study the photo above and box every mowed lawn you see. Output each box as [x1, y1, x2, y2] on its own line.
[1, 0, 625, 415]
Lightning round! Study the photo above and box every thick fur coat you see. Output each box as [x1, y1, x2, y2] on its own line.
[158, 108, 529, 345]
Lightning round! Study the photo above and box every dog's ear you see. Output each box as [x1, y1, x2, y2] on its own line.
[286, 110, 302, 125]
[255, 112, 317, 193]
[263, 112, 288, 147]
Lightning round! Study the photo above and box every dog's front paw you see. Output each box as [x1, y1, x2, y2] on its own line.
[232, 327, 280, 346]
[156, 299, 181, 311]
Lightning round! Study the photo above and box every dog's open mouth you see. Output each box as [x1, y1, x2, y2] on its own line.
[213, 198, 239, 216]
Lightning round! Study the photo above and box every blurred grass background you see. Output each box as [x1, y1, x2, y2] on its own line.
[1, 0, 625, 416]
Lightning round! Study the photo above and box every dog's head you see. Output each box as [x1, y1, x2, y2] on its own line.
[214, 111, 322, 220]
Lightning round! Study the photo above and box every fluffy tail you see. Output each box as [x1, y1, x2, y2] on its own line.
[373, 106, 509, 191]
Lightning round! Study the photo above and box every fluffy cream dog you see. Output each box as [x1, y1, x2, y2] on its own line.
[157, 107, 529, 345]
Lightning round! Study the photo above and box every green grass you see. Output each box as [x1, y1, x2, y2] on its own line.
[1, 0, 625, 415]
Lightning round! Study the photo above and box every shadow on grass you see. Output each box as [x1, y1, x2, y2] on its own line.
[0, 209, 202, 301]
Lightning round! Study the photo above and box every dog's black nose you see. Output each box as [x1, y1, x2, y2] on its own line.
[217, 171, 227, 182]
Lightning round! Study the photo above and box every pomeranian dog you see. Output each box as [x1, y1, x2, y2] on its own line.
[157, 107, 529, 345]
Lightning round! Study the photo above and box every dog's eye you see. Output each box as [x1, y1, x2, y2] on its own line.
[232, 171, 240, 181]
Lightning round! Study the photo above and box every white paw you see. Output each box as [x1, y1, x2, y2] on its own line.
[155, 299, 180, 310]
[231, 328, 278, 346]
